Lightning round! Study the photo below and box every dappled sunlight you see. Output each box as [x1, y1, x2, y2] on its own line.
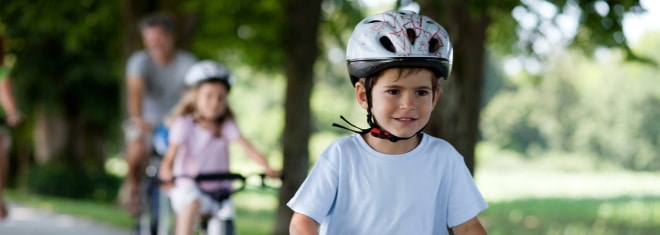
[476, 142, 660, 201]
[104, 156, 128, 177]
[232, 190, 279, 234]
[233, 190, 278, 212]
[480, 196, 660, 235]
[475, 141, 660, 234]
[8, 205, 40, 222]
[478, 168, 660, 201]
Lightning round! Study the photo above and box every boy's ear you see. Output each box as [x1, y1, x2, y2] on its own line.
[355, 81, 369, 110]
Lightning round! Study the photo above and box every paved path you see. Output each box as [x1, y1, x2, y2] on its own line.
[0, 202, 131, 235]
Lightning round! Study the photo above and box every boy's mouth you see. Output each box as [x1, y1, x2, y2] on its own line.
[394, 117, 418, 122]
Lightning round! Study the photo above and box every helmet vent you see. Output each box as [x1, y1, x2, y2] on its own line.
[429, 38, 440, 53]
[379, 36, 396, 53]
[406, 28, 416, 45]
[367, 20, 382, 24]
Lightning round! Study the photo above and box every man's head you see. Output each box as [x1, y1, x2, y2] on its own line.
[139, 12, 176, 65]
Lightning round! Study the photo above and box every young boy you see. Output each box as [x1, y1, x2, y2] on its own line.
[287, 10, 488, 235]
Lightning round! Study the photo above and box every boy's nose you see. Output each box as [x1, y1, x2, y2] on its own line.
[400, 93, 416, 110]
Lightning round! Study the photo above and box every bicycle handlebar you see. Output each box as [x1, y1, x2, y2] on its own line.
[171, 172, 281, 200]
[173, 172, 247, 202]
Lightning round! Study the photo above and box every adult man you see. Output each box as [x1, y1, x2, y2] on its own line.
[121, 12, 196, 216]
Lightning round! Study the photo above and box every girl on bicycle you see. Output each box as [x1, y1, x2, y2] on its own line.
[159, 60, 280, 235]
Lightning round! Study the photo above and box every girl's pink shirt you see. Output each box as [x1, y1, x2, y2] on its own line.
[170, 115, 241, 191]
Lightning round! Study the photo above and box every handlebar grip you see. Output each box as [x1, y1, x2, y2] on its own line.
[195, 172, 245, 182]
[194, 172, 247, 194]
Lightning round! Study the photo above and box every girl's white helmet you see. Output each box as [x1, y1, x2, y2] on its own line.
[346, 10, 453, 85]
[184, 60, 234, 89]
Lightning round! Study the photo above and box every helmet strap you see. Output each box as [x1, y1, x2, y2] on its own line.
[332, 116, 423, 142]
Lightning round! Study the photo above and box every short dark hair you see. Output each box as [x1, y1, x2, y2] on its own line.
[139, 12, 176, 34]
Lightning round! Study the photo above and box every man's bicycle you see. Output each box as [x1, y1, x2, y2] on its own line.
[134, 124, 171, 235]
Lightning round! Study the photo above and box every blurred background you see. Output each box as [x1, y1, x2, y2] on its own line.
[1, 0, 659, 234]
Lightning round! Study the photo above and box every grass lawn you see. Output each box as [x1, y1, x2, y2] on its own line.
[474, 143, 660, 235]
[480, 196, 660, 235]
[6, 143, 660, 234]
[5, 190, 134, 228]
[5, 188, 279, 234]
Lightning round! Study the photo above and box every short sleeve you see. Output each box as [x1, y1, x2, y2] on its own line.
[221, 119, 241, 142]
[126, 51, 148, 79]
[169, 116, 190, 145]
[287, 147, 340, 224]
[446, 152, 488, 227]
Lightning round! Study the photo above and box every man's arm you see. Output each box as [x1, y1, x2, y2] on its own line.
[290, 212, 319, 235]
[451, 216, 487, 235]
[126, 76, 146, 130]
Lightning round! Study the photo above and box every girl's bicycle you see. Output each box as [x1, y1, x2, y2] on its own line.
[176, 172, 280, 235]
[133, 124, 280, 235]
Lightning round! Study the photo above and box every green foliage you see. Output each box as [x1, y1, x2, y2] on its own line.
[489, 0, 649, 67]
[484, 0, 521, 55]
[569, 0, 643, 51]
[1, 0, 122, 170]
[1, 0, 122, 117]
[181, 0, 286, 70]
[481, 32, 660, 171]
[27, 163, 122, 202]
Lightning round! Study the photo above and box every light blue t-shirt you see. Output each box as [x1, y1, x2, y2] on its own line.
[126, 50, 196, 125]
[287, 133, 488, 235]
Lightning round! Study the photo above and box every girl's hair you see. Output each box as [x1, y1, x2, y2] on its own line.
[165, 80, 234, 126]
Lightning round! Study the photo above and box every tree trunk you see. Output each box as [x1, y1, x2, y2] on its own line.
[274, 0, 323, 234]
[419, 0, 490, 175]
[32, 105, 68, 164]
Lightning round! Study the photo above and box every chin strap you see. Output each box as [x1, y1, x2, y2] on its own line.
[332, 115, 420, 142]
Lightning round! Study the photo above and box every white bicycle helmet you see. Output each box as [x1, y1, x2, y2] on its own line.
[184, 60, 235, 89]
[346, 10, 453, 85]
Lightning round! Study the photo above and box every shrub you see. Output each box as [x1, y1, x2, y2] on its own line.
[26, 163, 121, 202]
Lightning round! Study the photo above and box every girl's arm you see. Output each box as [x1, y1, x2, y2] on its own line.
[235, 136, 280, 178]
[290, 213, 319, 235]
[451, 216, 488, 235]
[158, 143, 180, 190]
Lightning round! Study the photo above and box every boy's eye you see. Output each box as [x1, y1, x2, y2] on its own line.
[416, 90, 430, 96]
[386, 89, 400, 95]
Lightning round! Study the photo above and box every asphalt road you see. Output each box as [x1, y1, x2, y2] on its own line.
[0, 202, 131, 235]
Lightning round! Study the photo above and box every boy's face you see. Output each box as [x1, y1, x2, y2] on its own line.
[356, 68, 441, 138]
